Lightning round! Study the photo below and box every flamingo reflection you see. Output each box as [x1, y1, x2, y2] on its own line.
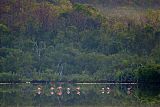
[77, 91, 80, 95]
[37, 91, 41, 94]
[50, 91, 54, 95]
[100, 87, 111, 94]
[57, 91, 62, 96]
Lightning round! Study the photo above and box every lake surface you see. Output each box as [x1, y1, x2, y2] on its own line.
[0, 83, 160, 107]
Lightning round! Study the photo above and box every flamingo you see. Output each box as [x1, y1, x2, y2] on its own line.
[37, 87, 41, 90]
[106, 87, 110, 90]
[76, 87, 80, 90]
[127, 86, 132, 90]
[57, 86, 62, 90]
[67, 88, 70, 90]
[50, 87, 54, 90]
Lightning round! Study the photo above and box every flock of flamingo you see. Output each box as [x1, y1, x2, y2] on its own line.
[36, 86, 132, 95]
[37, 86, 81, 95]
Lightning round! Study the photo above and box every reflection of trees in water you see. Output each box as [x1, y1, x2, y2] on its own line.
[0, 84, 160, 106]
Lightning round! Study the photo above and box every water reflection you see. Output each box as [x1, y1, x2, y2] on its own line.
[36, 86, 112, 95]
[127, 86, 132, 95]
[0, 84, 160, 107]
[37, 85, 42, 95]
[67, 88, 71, 94]
[100, 87, 111, 94]
[36, 85, 81, 95]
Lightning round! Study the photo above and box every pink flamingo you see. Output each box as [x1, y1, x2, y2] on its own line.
[50, 87, 54, 90]
[37, 86, 42, 90]
[57, 86, 62, 90]
[76, 87, 80, 90]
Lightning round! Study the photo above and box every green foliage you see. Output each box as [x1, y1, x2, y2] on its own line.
[0, 72, 20, 82]
[0, 0, 160, 82]
[0, 24, 9, 33]
[68, 74, 93, 82]
[73, 3, 101, 18]
[136, 64, 160, 83]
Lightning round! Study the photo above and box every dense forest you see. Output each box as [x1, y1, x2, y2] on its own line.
[0, 0, 160, 82]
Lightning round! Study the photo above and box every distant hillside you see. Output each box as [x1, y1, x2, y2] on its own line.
[70, 0, 160, 20]
[71, 0, 160, 9]
[0, 0, 160, 83]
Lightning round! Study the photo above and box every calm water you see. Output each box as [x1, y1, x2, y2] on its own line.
[0, 83, 160, 107]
